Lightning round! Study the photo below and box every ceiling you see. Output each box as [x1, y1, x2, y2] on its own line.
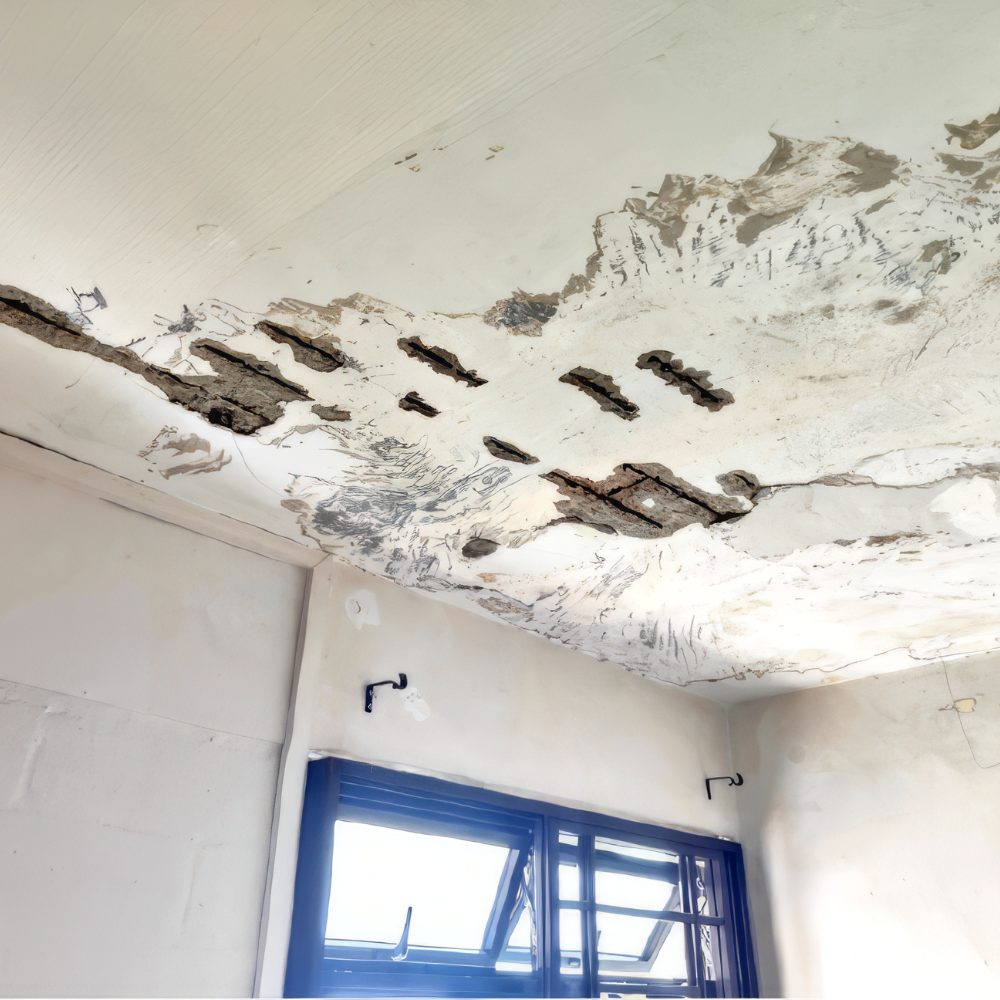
[2, 0, 999, 700]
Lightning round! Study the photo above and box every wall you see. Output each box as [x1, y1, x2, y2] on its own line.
[306, 563, 740, 839]
[0, 463, 306, 997]
[731, 655, 1000, 998]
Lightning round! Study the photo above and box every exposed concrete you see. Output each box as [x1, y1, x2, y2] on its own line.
[1, 3, 1000, 700]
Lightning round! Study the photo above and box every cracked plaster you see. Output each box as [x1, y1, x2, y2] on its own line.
[1, 3, 999, 700]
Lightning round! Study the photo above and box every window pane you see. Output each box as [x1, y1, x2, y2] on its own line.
[325, 820, 513, 951]
[497, 907, 533, 972]
[694, 858, 718, 917]
[595, 836, 676, 864]
[698, 924, 722, 986]
[559, 907, 584, 975]
[596, 912, 690, 982]
[594, 838, 682, 913]
[595, 869, 683, 913]
[559, 862, 581, 901]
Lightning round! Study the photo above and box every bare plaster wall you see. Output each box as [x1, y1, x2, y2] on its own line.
[0, 464, 305, 997]
[730, 656, 1000, 997]
[307, 562, 740, 838]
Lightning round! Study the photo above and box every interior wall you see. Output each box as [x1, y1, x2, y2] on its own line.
[0, 463, 306, 997]
[306, 562, 740, 838]
[731, 655, 1000, 998]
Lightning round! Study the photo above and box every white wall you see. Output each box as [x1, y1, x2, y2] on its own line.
[0, 464, 306, 997]
[731, 655, 1000, 998]
[0, 456, 744, 997]
[306, 563, 740, 838]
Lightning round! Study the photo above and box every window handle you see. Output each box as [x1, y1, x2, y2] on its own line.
[391, 906, 413, 961]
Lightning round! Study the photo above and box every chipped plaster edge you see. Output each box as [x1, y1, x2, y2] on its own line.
[0, 430, 325, 568]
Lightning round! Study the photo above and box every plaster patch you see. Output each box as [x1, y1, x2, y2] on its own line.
[401, 687, 431, 722]
[344, 590, 380, 630]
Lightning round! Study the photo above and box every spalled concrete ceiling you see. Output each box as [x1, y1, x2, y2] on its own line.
[2, 0, 999, 700]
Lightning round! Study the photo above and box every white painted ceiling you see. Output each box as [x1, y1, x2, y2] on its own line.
[2, 0, 999, 700]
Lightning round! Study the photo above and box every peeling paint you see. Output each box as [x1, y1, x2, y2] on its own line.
[482, 437, 538, 465]
[636, 350, 734, 411]
[397, 336, 487, 386]
[558, 367, 639, 420]
[256, 319, 347, 372]
[483, 291, 559, 335]
[398, 391, 439, 417]
[945, 105, 1000, 149]
[5, 119, 1000, 698]
[0, 287, 309, 434]
[543, 463, 748, 539]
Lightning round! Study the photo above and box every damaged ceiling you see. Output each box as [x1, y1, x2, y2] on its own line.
[2, 0, 999, 699]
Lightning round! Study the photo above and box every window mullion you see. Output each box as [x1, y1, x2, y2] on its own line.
[581, 833, 599, 997]
[679, 854, 703, 997]
[542, 817, 558, 998]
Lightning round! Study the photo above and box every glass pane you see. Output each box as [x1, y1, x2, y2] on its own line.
[595, 837, 676, 864]
[694, 858, 718, 917]
[596, 912, 690, 983]
[560, 831, 580, 846]
[497, 907, 533, 972]
[559, 862, 581, 901]
[698, 924, 721, 986]
[559, 907, 584, 975]
[325, 820, 514, 951]
[595, 869, 682, 913]
[594, 838, 682, 914]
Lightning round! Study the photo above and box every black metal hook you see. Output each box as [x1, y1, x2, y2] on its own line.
[705, 773, 744, 800]
[364, 672, 408, 713]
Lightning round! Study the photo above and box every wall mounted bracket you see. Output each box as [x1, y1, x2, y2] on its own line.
[705, 773, 744, 800]
[364, 672, 408, 713]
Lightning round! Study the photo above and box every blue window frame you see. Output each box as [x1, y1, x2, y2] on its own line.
[285, 759, 758, 998]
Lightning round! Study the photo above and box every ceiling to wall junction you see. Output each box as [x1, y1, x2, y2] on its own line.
[2, 0, 999, 700]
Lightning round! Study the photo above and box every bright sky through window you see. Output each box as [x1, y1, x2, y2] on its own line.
[325, 821, 511, 951]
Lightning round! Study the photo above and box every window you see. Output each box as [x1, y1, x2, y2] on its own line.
[286, 760, 757, 998]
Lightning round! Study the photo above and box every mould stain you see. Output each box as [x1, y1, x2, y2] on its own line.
[397, 336, 487, 386]
[559, 367, 639, 420]
[636, 350, 734, 411]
